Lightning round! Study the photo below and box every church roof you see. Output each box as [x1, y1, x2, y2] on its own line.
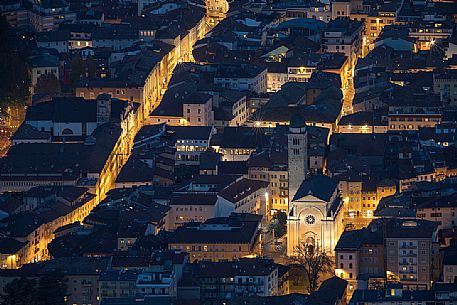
[289, 110, 307, 129]
[292, 174, 338, 202]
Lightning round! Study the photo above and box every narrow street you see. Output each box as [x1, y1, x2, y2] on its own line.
[0, 105, 26, 157]
[342, 75, 355, 116]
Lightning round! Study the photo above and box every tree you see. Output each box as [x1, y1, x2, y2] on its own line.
[0, 16, 31, 106]
[268, 211, 287, 238]
[70, 54, 85, 84]
[0, 278, 37, 305]
[85, 56, 97, 79]
[35, 273, 68, 305]
[0, 274, 68, 305]
[35, 73, 61, 94]
[289, 242, 333, 293]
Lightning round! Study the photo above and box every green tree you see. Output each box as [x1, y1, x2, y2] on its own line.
[85, 56, 97, 79]
[35, 73, 61, 94]
[0, 16, 31, 106]
[268, 211, 287, 238]
[35, 273, 68, 305]
[289, 242, 333, 293]
[0, 277, 37, 305]
[70, 54, 85, 84]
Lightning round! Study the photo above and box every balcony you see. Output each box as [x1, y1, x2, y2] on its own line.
[399, 245, 417, 250]
[399, 252, 417, 257]
[399, 261, 416, 265]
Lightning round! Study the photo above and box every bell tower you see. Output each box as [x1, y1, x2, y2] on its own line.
[287, 110, 308, 203]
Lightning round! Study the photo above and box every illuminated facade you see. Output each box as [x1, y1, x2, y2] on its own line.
[364, 12, 396, 54]
[287, 175, 345, 255]
[338, 178, 396, 228]
[408, 22, 453, 51]
[0, 189, 98, 267]
[248, 152, 289, 212]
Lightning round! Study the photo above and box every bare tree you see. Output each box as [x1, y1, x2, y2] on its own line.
[289, 242, 334, 293]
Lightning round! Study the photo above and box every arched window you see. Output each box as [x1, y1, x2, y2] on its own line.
[62, 128, 74, 135]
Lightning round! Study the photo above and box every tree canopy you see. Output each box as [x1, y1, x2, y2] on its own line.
[0, 273, 68, 305]
[35, 73, 61, 95]
[0, 16, 31, 107]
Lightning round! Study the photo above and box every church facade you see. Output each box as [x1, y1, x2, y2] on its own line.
[286, 112, 344, 256]
[287, 174, 345, 255]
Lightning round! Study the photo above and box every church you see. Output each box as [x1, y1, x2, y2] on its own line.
[286, 114, 344, 256]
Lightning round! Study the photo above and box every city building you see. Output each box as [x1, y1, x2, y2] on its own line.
[192, 258, 280, 303]
[323, 18, 364, 68]
[416, 194, 457, 231]
[214, 64, 268, 94]
[166, 193, 222, 229]
[434, 69, 457, 107]
[168, 213, 262, 262]
[335, 218, 439, 292]
[218, 178, 270, 216]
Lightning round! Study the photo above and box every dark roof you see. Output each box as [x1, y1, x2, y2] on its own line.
[218, 161, 248, 175]
[214, 64, 266, 79]
[228, 294, 308, 305]
[417, 194, 457, 209]
[0, 213, 45, 238]
[0, 196, 23, 214]
[48, 229, 118, 258]
[40, 256, 111, 275]
[384, 218, 438, 239]
[196, 258, 279, 277]
[335, 226, 384, 250]
[1, 123, 122, 176]
[310, 276, 348, 305]
[350, 289, 435, 303]
[116, 159, 155, 183]
[11, 124, 51, 140]
[215, 127, 268, 149]
[219, 178, 269, 202]
[182, 92, 212, 104]
[167, 126, 213, 141]
[290, 110, 307, 128]
[0, 237, 27, 254]
[293, 174, 338, 202]
[199, 151, 221, 170]
[192, 174, 241, 191]
[169, 193, 218, 206]
[442, 245, 457, 266]
[25, 97, 131, 123]
[101, 296, 176, 305]
[169, 213, 262, 244]
[99, 269, 142, 282]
